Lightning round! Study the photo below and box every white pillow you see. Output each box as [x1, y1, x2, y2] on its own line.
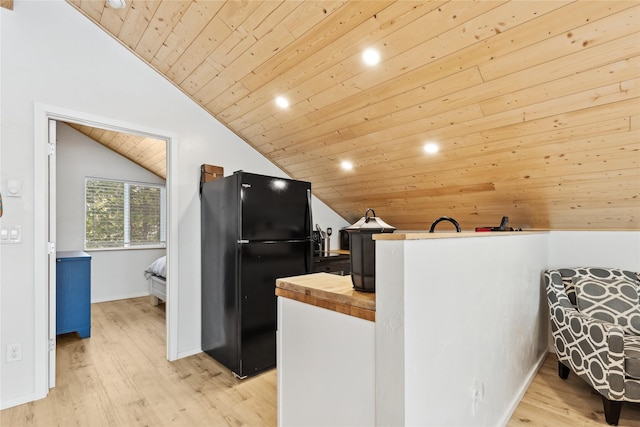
[145, 255, 166, 278]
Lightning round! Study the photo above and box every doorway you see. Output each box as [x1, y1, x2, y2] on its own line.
[34, 103, 179, 391]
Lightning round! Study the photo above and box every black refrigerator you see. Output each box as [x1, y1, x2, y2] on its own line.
[201, 171, 312, 378]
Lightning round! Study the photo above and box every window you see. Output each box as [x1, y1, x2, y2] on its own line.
[85, 177, 166, 250]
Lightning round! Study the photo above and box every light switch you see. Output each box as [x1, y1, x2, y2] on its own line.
[10, 226, 22, 243]
[0, 226, 22, 244]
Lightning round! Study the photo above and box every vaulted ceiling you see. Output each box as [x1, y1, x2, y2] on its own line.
[67, 0, 639, 231]
[66, 123, 167, 179]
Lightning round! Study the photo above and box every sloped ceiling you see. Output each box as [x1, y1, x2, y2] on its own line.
[67, 123, 167, 179]
[67, 0, 639, 231]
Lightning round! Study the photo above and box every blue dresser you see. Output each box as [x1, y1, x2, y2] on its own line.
[56, 251, 91, 338]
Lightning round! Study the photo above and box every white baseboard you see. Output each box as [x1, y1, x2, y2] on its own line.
[499, 350, 549, 427]
[177, 347, 202, 360]
[91, 291, 150, 304]
[1, 389, 47, 411]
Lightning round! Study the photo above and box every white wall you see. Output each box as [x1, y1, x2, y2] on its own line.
[0, 0, 347, 409]
[56, 123, 166, 302]
[376, 233, 550, 427]
[548, 231, 640, 271]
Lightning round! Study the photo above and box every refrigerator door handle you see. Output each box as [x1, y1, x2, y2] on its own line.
[307, 189, 313, 274]
[306, 188, 313, 237]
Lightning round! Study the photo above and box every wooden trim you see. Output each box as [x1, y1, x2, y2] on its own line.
[1, 0, 13, 10]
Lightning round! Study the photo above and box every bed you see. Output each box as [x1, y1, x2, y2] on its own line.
[144, 255, 167, 305]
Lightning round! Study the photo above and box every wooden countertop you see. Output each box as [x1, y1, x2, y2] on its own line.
[373, 230, 548, 240]
[276, 273, 375, 322]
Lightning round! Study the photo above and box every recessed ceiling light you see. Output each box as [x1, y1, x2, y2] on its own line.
[341, 161, 354, 171]
[424, 142, 439, 154]
[106, 0, 126, 9]
[275, 96, 289, 109]
[362, 48, 380, 66]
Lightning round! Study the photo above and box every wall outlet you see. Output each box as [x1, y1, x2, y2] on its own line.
[471, 382, 485, 416]
[6, 343, 22, 362]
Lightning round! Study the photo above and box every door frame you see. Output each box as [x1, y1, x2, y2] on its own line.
[47, 119, 57, 387]
[34, 103, 180, 391]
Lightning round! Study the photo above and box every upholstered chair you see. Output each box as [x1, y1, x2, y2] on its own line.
[545, 267, 640, 426]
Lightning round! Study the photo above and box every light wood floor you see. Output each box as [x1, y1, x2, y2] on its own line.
[508, 355, 640, 427]
[1, 297, 277, 426]
[2, 297, 639, 426]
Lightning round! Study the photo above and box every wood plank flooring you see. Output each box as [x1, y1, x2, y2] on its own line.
[0, 297, 276, 426]
[508, 355, 640, 427]
[2, 297, 639, 426]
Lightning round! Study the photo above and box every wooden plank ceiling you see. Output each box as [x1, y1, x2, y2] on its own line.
[67, 0, 639, 231]
[66, 123, 167, 179]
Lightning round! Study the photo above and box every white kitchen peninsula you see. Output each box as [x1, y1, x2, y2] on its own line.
[276, 231, 549, 427]
[374, 231, 549, 426]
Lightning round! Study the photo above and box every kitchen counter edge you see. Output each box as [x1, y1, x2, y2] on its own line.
[276, 273, 375, 322]
[373, 230, 549, 240]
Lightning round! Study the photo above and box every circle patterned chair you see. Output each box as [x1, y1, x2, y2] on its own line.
[545, 268, 640, 425]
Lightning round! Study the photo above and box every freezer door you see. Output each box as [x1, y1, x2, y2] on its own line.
[238, 240, 311, 376]
[239, 173, 311, 241]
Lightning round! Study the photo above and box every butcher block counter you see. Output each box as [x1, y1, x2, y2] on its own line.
[275, 272, 375, 321]
[276, 272, 375, 426]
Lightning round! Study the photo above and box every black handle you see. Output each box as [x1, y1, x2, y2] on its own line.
[307, 189, 313, 237]
[364, 208, 376, 223]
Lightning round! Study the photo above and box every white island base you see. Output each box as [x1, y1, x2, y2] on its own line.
[276, 274, 375, 427]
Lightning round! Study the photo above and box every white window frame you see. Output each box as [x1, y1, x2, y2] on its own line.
[84, 176, 166, 251]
